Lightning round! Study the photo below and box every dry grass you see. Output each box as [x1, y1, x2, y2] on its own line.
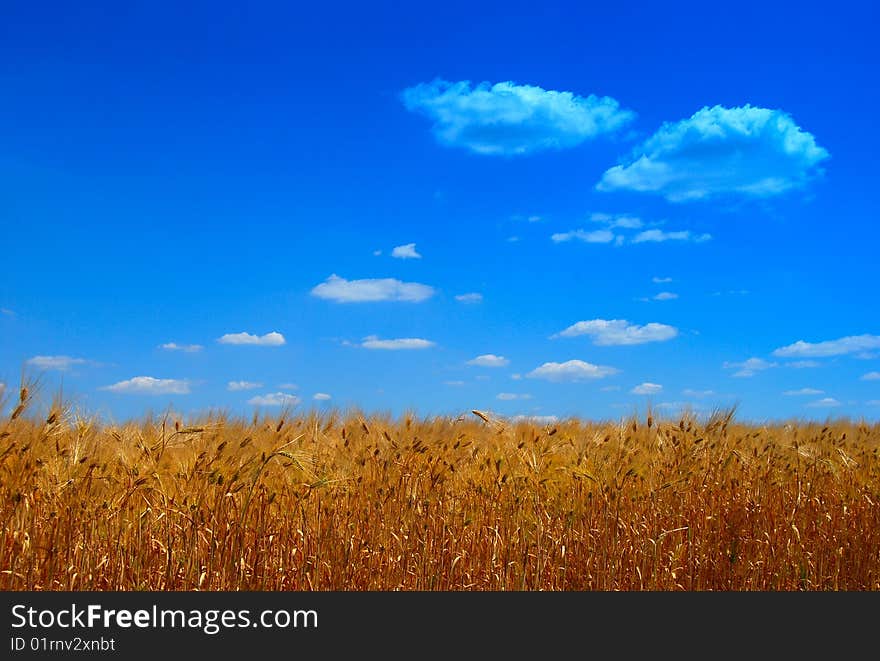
[1, 386, 879, 590]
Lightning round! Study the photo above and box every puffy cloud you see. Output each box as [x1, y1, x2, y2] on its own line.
[467, 354, 510, 367]
[632, 229, 712, 243]
[631, 382, 662, 395]
[783, 388, 824, 396]
[247, 392, 301, 407]
[496, 393, 532, 401]
[723, 357, 777, 378]
[391, 243, 422, 259]
[227, 381, 263, 391]
[313, 393, 332, 401]
[101, 376, 190, 395]
[551, 229, 617, 244]
[652, 292, 678, 301]
[26, 355, 87, 371]
[161, 342, 203, 352]
[402, 79, 635, 155]
[806, 397, 841, 408]
[597, 105, 829, 201]
[861, 372, 880, 381]
[772, 334, 880, 358]
[217, 331, 285, 346]
[311, 274, 435, 303]
[527, 360, 619, 382]
[361, 336, 435, 350]
[552, 319, 678, 345]
[455, 292, 483, 304]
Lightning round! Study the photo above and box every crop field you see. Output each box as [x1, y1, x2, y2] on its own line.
[1, 386, 879, 591]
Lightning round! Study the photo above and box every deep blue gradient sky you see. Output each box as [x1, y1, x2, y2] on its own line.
[1, 1, 878, 422]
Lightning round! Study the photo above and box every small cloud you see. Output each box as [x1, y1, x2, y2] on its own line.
[247, 392, 301, 407]
[527, 360, 619, 382]
[311, 274, 435, 303]
[527, 215, 543, 223]
[867, 400, 880, 406]
[391, 243, 422, 259]
[652, 277, 673, 284]
[313, 393, 332, 401]
[511, 373, 522, 380]
[783, 388, 824, 396]
[682, 389, 715, 398]
[227, 381, 263, 391]
[401, 79, 635, 155]
[444, 380, 465, 386]
[510, 415, 558, 424]
[496, 393, 532, 401]
[773, 334, 880, 358]
[455, 292, 483, 304]
[806, 397, 841, 408]
[102, 376, 190, 395]
[373, 249, 382, 256]
[787, 360, 821, 369]
[861, 372, 880, 381]
[723, 357, 777, 378]
[597, 104, 829, 202]
[600, 385, 621, 392]
[466, 354, 509, 367]
[507, 236, 521, 243]
[652, 292, 678, 301]
[278, 383, 299, 390]
[632, 229, 712, 244]
[551, 229, 617, 244]
[26, 355, 88, 371]
[361, 335, 436, 350]
[1, 308, 14, 317]
[631, 382, 662, 395]
[552, 319, 678, 345]
[161, 342, 203, 353]
[217, 331, 285, 346]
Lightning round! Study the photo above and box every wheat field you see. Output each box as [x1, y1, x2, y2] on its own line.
[1, 384, 878, 590]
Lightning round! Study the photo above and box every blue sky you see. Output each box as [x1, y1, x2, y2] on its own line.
[1, 1, 878, 422]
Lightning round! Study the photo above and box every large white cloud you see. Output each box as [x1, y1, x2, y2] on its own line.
[402, 79, 635, 155]
[360, 336, 435, 350]
[217, 331, 286, 346]
[772, 334, 880, 358]
[527, 360, 619, 382]
[552, 319, 678, 345]
[247, 392, 301, 407]
[311, 274, 435, 303]
[101, 376, 190, 395]
[26, 355, 87, 371]
[598, 105, 829, 201]
[466, 354, 510, 367]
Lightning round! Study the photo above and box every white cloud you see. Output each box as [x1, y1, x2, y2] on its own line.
[653, 292, 678, 301]
[631, 382, 662, 395]
[247, 392, 301, 407]
[496, 392, 532, 401]
[402, 79, 635, 155]
[773, 334, 880, 358]
[391, 243, 422, 259]
[600, 385, 621, 392]
[217, 331, 286, 346]
[510, 415, 559, 424]
[466, 354, 509, 367]
[372, 249, 382, 256]
[783, 388, 824, 396]
[444, 380, 465, 386]
[278, 383, 299, 390]
[26, 355, 87, 371]
[597, 104, 829, 202]
[102, 376, 190, 395]
[652, 276, 673, 283]
[723, 357, 777, 378]
[161, 342, 203, 353]
[455, 292, 483, 304]
[787, 360, 821, 369]
[861, 372, 880, 381]
[632, 229, 712, 244]
[868, 400, 880, 407]
[361, 336, 435, 350]
[552, 319, 678, 345]
[313, 393, 332, 401]
[806, 397, 841, 408]
[527, 360, 619, 382]
[551, 229, 617, 244]
[682, 389, 715, 398]
[1, 308, 14, 317]
[311, 274, 435, 303]
[227, 381, 263, 391]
